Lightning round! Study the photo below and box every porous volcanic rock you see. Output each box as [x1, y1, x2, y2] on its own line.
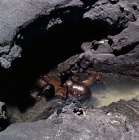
[0, 0, 83, 68]
[1, 99, 139, 140]
[68, 18, 139, 76]
[0, 0, 139, 71]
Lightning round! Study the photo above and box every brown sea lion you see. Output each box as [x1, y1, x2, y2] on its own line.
[58, 70, 105, 86]
[81, 73, 105, 86]
[33, 77, 55, 101]
[43, 73, 67, 99]
[58, 70, 73, 84]
[63, 78, 91, 102]
[58, 70, 76, 85]
[40, 84, 55, 98]
[34, 77, 48, 89]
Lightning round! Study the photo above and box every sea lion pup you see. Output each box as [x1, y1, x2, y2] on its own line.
[58, 70, 78, 85]
[40, 83, 55, 98]
[81, 73, 105, 86]
[63, 78, 91, 102]
[34, 76, 48, 89]
[43, 73, 67, 99]
[33, 77, 55, 101]
[58, 70, 105, 86]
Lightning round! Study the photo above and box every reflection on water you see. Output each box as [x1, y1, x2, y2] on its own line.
[6, 69, 139, 124]
[86, 73, 139, 108]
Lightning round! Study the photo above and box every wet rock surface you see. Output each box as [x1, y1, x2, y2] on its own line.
[1, 99, 139, 140]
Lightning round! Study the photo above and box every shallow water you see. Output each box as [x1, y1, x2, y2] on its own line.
[6, 95, 63, 124]
[6, 70, 139, 124]
[86, 73, 139, 108]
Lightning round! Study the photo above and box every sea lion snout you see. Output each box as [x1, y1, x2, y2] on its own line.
[41, 84, 55, 99]
[95, 74, 105, 84]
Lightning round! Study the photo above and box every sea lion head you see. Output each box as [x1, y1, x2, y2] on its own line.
[95, 74, 105, 84]
[43, 73, 52, 81]
[34, 77, 48, 89]
[58, 70, 75, 85]
[41, 84, 55, 98]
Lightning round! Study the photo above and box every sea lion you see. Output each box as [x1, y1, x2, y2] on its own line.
[81, 73, 105, 86]
[34, 77, 48, 89]
[58, 70, 75, 85]
[43, 73, 67, 99]
[40, 84, 55, 98]
[33, 77, 55, 101]
[63, 78, 91, 102]
[58, 70, 105, 86]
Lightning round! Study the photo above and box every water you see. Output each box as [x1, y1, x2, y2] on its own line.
[86, 73, 139, 108]
[6, 70, 139, 124]
[51, 66, 139, 108]
[6, 95, 63, 124]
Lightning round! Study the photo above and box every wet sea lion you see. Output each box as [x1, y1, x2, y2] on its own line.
[63, 78, 91, 102]
[34, 77, 48, 89]
[58, 70, 75, 85]
[58, 70, 105, 86]
[43, 73, 67, 99]
[33, 77, 55, 101]
[81, 73, 105, 86]
[40, 84, 55, 98]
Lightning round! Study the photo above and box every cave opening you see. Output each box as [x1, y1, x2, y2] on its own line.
[0, 3, 127, 113]
[0, 22, 106, 108]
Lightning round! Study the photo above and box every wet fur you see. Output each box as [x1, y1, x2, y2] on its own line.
[81, 73, 105, 86]
[33, 77, 55, 101]
[43, 73, 67, 99]
[64, 78, 91, 101]
[58, 70, 105, 86]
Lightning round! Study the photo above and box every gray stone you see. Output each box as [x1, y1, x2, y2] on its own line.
[81, 42, 92, 52]
[1, 99, 139, 140]
[0, 46, 10, 55]
[0, 0, 139, 70]
[108, 18, 139, 53]
[83, 1, 138, 29]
